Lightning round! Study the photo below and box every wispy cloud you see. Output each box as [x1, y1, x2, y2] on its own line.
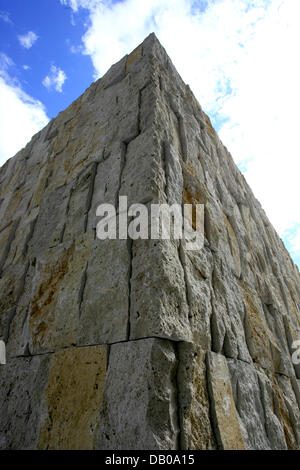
[0, 11, 12, 24]
[0, 52, 14, 75]
[60, 0, 82, 13]
[289, 227, 300, 257]
[42, 65, 67, 93]
[70, 44, 83, 54]
[18, 31, 38, 49]
[62, 0, 300, 263]
[0, 54, 49, 166]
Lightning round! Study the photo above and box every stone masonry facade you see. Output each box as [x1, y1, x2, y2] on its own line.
[0, 33, 300, 450]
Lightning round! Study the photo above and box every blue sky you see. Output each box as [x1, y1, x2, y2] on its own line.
[0, 0, 299, 268]
[0, 0, 93, 117]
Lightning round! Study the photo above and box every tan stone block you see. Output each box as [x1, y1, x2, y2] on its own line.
[38, 345, 107, 450]
[207, 352, 246, 450]
[272, 374, 300, 450]
[3, 207, 39, 268]
[77, 237, 130, 345]
[177, 344, 216, 449]
[126, 44, 142, 74]
[242, 281, 274, 369]
[223, 213, 241, 278]
[0, 223, 13, 266]
[29, 232, 93, 353]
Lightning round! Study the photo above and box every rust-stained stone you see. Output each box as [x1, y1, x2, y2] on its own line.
[29, 232, 93, 353]
[177, 343, 216, 449]
[38, 345, 107, 450]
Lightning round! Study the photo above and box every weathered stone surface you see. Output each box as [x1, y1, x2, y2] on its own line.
[0, 32, 299, 450]
[77, 237, 130, 345]
[0, 355, 51, 449]
[206, 352, 246, 450]
[29, 233, 93, 353]
[227, 358, 271, 449]
[177, 343, 216, 449]
[38, 345, 106, 450]
[96, 338, 179, 450]
[130, 238, 191, 342]
[0, 346, 106, 450]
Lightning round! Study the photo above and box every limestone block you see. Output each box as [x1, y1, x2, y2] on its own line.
[0, 222, 15, 271]
[263, 303, 295, 377]
[126, 44, 142, 75]
[63, 162, 97, 241]
[211, 258, 251, 363]
[96, 338, 179, 450]
[86, 142, 123, 231]
[0, 355, 51, 449]
[156, 99, 183, 158]
[119, 130, 165, 206]
[242, 281, 286, 372]
[164, 142, 183, 205]
[27, 233, 93, 354]
[256, 369, 288, 449]
[0, 184, 32, 229]
[0, 262, 27, 341]
[177, 343, 216, 449]
[179, 247, 213, 349]
[77, 237, 130, 345]
[5, 261, 36, 357]
[28, 161, 55, 205]
[276, 375, 300, 449]
[227, 358, 271, 449]
[139, 82, 158, 132]
[206, 351, 246, 450]
[103, 54, 127, 89]
[0, 154, 26, 200]
[28, 182, 71, 257]
[38, 345, 107, 450]
[3, 207, 39, 268]
[105, 76, 140, 146]
[223, 213, 241, 278]
[130, 238, 191, 342]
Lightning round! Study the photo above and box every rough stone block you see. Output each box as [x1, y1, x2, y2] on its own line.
[96, 338, 179, 450]
[38, 345, 107, 450]
[206, 351, 246, 450]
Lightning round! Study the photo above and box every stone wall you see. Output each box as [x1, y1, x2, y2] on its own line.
[0, 33, 299, 450]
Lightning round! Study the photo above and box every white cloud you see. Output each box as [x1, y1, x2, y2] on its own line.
[0, 55, 49, 166]
[60, 0, 84, 13]
[289, 227, 300, 257]
[0, 11, 12, 24]
[42, 65, 67, 93]
[70, 44, 83, 54]
[18, 31, 38, 49]
[63, 0, 300, 262]
[0, 52, 14, 74]
[22, 64, 31, 71]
